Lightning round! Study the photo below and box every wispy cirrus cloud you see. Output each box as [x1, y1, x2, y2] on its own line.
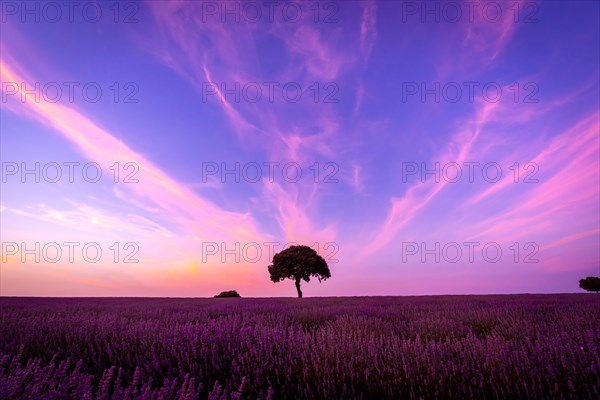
[0, 60, 268, 245]
[139, 1, 380, 246]
[466, 111, 600, 207]
[360, 0, 378, 66]
[434, 0, 534, 80]
[463, 112, 599, 247]
[262, 180, 335, 245]
[541, 229, 600, 252]
[461, 0, 529, 61]
[279, 23, 346, 81]
[1, 201, 175, 239]
[361, 100, 499, 257]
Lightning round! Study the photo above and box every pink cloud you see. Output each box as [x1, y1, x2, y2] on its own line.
[1, 60, 268, 246]
[362, 100, 499, 257]
[202, 64, 263, 139]
[261, 180, 335, 247]
[352, 163, 364, 193]
[461, 0, 528, 61]
[360, 0, 378, 66]
[467, 110, 599, 206]
[279, 24, 346, 81]
[435, 0, 534, 80]
[542, 229, 600, 252]
[144, 1, 345, 162]
[460, 113, 599, 257]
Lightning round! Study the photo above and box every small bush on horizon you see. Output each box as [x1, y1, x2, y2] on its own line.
[579, 276, 600, 293]
[214, 290, 241, 298]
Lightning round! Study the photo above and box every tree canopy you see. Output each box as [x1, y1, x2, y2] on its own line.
[579, 276, 600, 293]
[268, 245, 331, 298]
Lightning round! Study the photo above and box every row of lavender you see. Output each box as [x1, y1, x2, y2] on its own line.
[0, 295, 598, 399]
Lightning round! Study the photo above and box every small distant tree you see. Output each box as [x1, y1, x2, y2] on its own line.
[268, 245, 331, 298]
[579, 276, 600, 293]
[214, 290, 241, 298]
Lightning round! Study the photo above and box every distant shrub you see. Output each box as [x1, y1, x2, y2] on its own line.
[214, 290, 241, 298]
[579, 276, 600, 293]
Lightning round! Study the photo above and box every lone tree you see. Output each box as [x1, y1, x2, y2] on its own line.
[579, 276, 600, 293]
[268, 245, 331, 298]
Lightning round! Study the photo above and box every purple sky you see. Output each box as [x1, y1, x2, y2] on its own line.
[1, 0, 599, 297]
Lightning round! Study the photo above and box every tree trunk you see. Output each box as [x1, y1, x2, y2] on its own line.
[295, 278, 302, 298]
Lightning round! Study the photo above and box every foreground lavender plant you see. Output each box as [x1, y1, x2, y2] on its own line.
[0, 295, 598, 399]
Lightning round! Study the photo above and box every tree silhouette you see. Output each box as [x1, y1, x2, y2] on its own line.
[268, 245, 331, 298]
[579, 276, 600, 293]
[214, 290, 241, 298]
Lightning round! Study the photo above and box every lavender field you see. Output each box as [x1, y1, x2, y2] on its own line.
[0, 295, 598, 399]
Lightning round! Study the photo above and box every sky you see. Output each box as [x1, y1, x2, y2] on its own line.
[0, 0, 598, 297]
